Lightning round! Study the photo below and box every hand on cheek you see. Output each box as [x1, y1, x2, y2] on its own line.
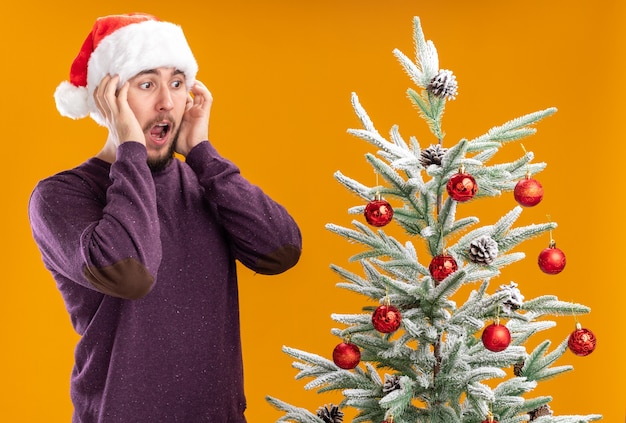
[94, 75, 145, 148]
[176, 80, 212, 157]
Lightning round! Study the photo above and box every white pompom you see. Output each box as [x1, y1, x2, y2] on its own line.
[54, 81, 90, 119]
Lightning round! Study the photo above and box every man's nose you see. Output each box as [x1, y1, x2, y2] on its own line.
[156, 85, 174, 111]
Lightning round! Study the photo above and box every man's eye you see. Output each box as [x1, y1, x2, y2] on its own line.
[172, 80, 183, 88]
[140, 82, 152, 89]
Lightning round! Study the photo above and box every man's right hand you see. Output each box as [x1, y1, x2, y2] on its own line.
[93, 74, 145, 148]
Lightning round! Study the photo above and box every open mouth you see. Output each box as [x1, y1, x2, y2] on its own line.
[149, 122, 171, 142]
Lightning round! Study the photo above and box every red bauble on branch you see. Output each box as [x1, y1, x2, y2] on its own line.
[372, 304, 402, 334]
[446, 167, 478, 202]
[482, 322, 511, 352]
[364, 195, 394, 227]
[332, 341, 361, 369]
[568, 323, 597, 357]
[538, 241, 566, 274]
[514, 174, 543, 207]
[429, 254, 458, 282]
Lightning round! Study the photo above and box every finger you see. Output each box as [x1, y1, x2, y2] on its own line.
[192, 80, 212, 99]
[103, 75, 120, 112]
[190, 81, 213, 109]
[94, 74, 110, 97]
[186, 93, 194, 111]
[94, 75, 115, 121]
[116, 81, 130, 111]
[93, 75, 109, 107]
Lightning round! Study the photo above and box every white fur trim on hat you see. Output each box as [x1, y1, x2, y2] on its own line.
[54, 81, 90, 119]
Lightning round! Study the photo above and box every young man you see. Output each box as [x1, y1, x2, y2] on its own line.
[28, 13, 302, 422]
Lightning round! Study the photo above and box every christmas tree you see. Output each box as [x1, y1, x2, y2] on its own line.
[267, 17, 601, 423]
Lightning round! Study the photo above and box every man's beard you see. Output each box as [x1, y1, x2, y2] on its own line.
[147, 136, 177, 172]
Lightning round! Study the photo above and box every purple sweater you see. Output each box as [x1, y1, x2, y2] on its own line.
[28, 141, 302, 422]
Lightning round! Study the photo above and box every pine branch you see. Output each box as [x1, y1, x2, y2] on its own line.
[378, 376, 415, 418]
[372, 256, 428, 283]
[331, 263, 378, 288]
[406, 88, 446, 140]
[365, 153, 413, 198]
[497, 222, 556, 253]
[430, 404, 462, 423]
[493, 377, 538, 397]
[465, 381, 494, 412]
[412, 16, 439, 81]
[521, 296, 591, 319]
[533, 415, 602, 423]
[466, 346, 528, 369]
[392, 207, 428, 236]
[469, 108, 557, 145]
[326, 223, 424, 276]
[325, 222, 395, 261]
[445, 216, 480, 239]
[447, 283, 505, 329]
[350, 92, 379, 133]
[348, 130, 412, 164]
[283, 346, 339, 374]
[519, 339, 572, 383]
[391, 16, 438, 88]
[283, 344, 380, 396]
[424, 269, 467, 309]
[401, 316, 440, 344]
[333, 170, 373, 201]
[448, 208, 554, 271]
[266, 396, 325, 423]
[437, 138, 470, 194]
[508, 320, 557, 345]
[386, 126, 423, 181]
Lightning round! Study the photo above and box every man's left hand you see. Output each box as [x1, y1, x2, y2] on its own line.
[176, 80, 212, 156]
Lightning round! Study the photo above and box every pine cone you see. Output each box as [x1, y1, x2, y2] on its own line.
[513, 361, 524, 377]
[468, 235, 499, 265]
[316, 404, 344, 423]
[529, 404, 552, 421]
[427, 69, 458, 100]
[382, 374, 401, 393]
[497, 282, 524, 313]
[420, 144, 448, 168]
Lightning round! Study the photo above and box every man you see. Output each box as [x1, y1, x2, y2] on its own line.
[28, 13, 302, 422]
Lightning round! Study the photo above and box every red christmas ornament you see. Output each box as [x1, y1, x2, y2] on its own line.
[514, 174, 543, 207]
[429, 254, 458, 282]
[332, 341, 361, 369]
[364, 197, 394, 227]
[538, 241, 566, 275]
[568, 323, 597, 357]
[482, 322, 511, 352]
[372, 304, 402, 333]
[446, 169, 478, 202]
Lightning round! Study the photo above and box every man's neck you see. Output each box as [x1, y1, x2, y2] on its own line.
[96, 141, 116, 164]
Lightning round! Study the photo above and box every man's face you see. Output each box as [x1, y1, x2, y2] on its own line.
[126, 67, 189, 171]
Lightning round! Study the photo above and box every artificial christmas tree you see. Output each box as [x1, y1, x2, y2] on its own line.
[267, 17, 601, 423]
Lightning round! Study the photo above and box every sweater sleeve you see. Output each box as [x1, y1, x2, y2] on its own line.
[28, 142, 162, 299]
[185, 141, 302, 275]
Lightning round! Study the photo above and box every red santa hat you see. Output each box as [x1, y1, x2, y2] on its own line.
[54, 13, 198, 126]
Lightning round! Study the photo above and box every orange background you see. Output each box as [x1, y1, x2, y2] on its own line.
[2, 1, 625, 421]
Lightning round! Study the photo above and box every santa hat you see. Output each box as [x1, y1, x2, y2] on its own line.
[54, 13, 198, 126]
